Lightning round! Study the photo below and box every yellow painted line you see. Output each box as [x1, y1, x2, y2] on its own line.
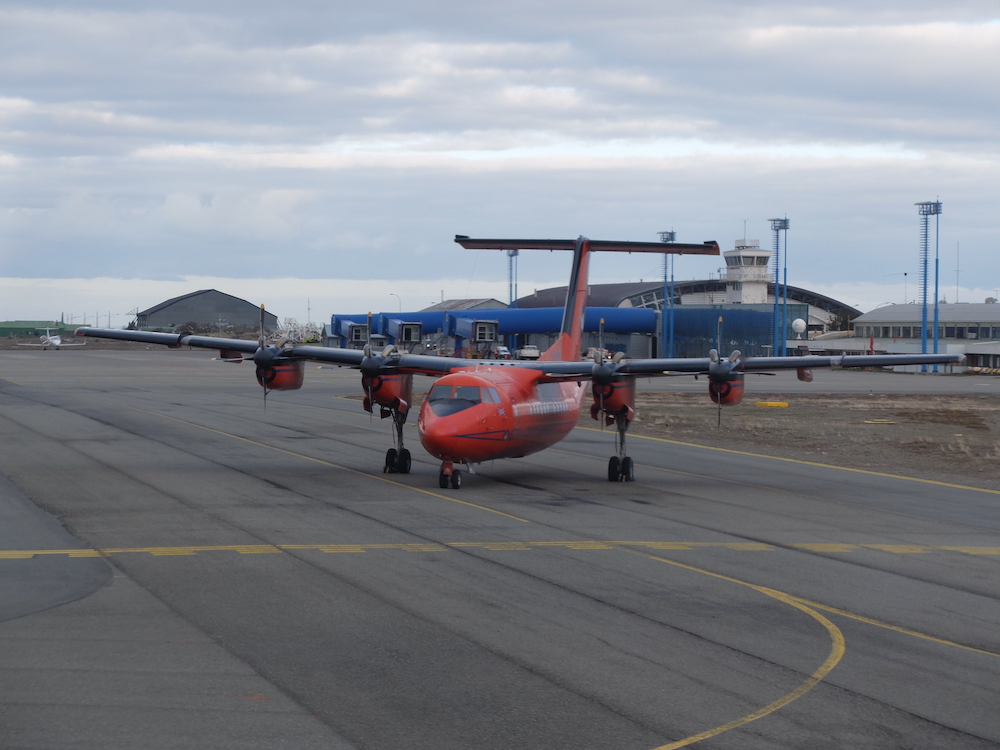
[754, 401, 788, 407]
[788, 596, 1000, 660]
[578, 426, 1000, 496]
[7, 541, 1000, 559]
[621, 550, 845, 750]
[114, 402, 529, 523]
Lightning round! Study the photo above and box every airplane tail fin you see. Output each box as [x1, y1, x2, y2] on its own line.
[539, 237, 589, 362]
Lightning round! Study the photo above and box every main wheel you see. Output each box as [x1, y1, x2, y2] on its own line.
[621, 456, 634, 482]
[607, 456, 620, 482]
[450, 471, 462, 489]
[438, 472, 449, 489]
[384, 448, 398, 473]
[396, 448, 411, 474]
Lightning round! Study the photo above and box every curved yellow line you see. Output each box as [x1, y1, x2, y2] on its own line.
[578, 426, 1000, 495]
[629, 552, 845, 750]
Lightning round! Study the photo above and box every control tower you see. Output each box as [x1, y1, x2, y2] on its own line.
[723, 238, 772, 304]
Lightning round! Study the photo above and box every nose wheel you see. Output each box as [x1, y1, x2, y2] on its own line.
[438, 462, 462, 489]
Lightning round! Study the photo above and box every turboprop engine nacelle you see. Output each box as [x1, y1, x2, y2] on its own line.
[708, 373, 744, 406]
[362, 372, 414, 416]
[707, 349, 744, 406]
[590, 379, 635, 426]
[256, 360, 305, 391]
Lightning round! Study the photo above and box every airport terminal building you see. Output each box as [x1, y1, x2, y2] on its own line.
[841, 303, 1000, 369]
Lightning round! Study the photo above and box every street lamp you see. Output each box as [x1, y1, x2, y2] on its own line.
[389, 293, 401, 313]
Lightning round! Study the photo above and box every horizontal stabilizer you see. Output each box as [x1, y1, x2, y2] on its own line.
[455, 236, 720, 255]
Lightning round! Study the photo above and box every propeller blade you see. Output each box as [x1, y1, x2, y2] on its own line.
[258, 305, 268, 407]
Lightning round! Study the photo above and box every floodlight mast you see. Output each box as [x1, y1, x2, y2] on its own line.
[916, 201, 943, 372]
[769, 218, 790, 356]
[507, 248, 519, 350]
[659, 230, 676, 358]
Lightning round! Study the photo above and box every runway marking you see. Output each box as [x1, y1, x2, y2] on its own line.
[784, 596, 1000, 661]
[5, 533, 998, 742]
[108, 401, 529, 524]
[5, 541, 1000, 559]
[626, 550, 846, 750]
[578, 426, 1000, 496]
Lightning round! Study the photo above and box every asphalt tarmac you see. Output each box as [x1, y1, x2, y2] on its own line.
[1, 349, 998, 749]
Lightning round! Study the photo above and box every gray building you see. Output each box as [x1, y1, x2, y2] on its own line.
[136, 289, 279, 332]
[845, 302, 1000, 369]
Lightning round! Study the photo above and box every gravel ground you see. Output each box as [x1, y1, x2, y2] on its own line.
[611, 391, 1000, 492]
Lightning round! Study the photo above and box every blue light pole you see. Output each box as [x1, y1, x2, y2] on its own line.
[659, 230, 676, 357]
[916, 201, 942, 372]
[507, 248, 519, 350]
[769, 218, 790, 355]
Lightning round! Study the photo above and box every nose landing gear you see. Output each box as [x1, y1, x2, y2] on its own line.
[437, 461, 462, 489]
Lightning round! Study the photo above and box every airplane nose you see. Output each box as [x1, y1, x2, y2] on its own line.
[419, 413, 459, 459]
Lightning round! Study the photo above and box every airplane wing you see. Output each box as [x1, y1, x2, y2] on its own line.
[74, 328, 566, 374]
[616, 352, 962, 376]
[75, 327, 963, 378]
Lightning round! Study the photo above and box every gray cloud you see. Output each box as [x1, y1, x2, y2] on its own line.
[0, 1, 996, 306]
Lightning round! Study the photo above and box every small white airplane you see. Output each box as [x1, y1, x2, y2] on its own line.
[16, 328, 86, 350]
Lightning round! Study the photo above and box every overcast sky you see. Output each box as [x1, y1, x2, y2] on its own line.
[2, 1, 998, 323]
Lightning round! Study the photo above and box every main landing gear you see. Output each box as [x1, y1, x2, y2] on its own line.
[607, 411, 635, 482]
[382, 408, 411, 474]
[438, 461, 462, 489]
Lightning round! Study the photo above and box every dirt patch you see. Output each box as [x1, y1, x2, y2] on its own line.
[597, 392, 1000, 491]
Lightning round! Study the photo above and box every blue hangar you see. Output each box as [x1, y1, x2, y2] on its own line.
[326, 303, 656, 359]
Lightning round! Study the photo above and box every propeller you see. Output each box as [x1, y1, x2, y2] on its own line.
[256, 304, 269, 409]
[707, 347, 742, 427]
[359, 312, 397, 418]
[591, 318, 629, 426]
[252, 304, 298, 409]
[593, 317, 607, 419]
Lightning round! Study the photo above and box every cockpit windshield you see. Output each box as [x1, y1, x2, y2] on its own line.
[426, 384, 499, 416]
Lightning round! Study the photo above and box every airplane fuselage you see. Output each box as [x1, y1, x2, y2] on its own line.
[417, 367, 586, 464]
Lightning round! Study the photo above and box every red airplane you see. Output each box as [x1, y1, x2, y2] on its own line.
[76, 236, 963, 489]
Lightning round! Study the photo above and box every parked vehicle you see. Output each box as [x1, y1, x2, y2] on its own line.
[514, 345, 540, 360]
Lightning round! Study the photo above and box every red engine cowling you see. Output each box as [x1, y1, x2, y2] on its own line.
[590, 378, 635, 425]
[256, 360, 305, 390]
[219, 349, 243, 363]
[797, 368, 814, 382]
[362, 372, 413, 416]
[709, 373, 744, 405]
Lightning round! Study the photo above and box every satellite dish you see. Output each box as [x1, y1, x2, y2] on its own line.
[792, 318, 807, 338]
